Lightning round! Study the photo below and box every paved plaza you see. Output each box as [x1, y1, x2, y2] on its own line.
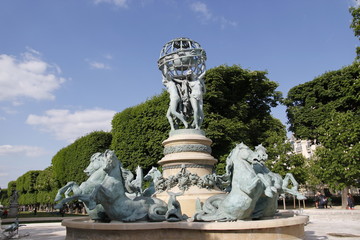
[1, 209, 360, 240]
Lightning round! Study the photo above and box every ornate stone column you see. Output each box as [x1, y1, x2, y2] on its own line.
[156, 129, 224, 216]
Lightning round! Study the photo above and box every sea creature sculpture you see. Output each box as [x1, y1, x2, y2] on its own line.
[193, 143, 306, 221]
[54, 152, 108, 221]
[122, 165, 143, 197]
[165, 191, 188, 222]
[143, 167, 162, 197]
[193, 143, 264, 221]
[55, 150, 171, 222]
[251, 144, 306, 218]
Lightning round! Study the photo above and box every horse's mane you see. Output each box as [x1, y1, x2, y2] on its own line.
[255, 144, 266, 153]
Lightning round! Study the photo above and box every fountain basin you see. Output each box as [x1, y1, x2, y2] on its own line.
[62, 211, 308, 240]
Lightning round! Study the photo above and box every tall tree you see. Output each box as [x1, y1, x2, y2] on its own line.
[350, 3, 360, 60]
[285, 63, 360, 206]
[312, 111, 360, 207]
[35, 167, 59, 204]
[111, 92, 169, 171]
[285, 62, 360, 140]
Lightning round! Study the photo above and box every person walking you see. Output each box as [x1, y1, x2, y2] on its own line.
[347, 193, 355, 209]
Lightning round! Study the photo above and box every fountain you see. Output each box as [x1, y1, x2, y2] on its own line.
[57, 37, 308, 240]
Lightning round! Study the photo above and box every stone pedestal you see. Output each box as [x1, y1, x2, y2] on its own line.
[8, 204, 18, 218]
[155, 129, 224, 216]
[63, 212, 309, 240]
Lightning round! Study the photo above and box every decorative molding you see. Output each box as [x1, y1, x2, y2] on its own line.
[162, 164, 214, 170]
[163, 144, 212, 155]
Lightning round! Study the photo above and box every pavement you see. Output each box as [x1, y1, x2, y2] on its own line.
[301, 208, 360, 240]
[0, 208, 359, 240]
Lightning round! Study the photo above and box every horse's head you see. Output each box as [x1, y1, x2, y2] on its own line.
[253, 144, 268, 166]
[103, 150, 121, 173]
[231, 142, 256, 164]
[84, 152, 104, 176]
[144, 167, 161, 181]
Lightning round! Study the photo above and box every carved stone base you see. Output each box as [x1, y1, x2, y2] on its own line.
[159, 129, 216, 177]
[156, 129, 223, 216]
[8, 204, 18, 218]
[156, 185, 224, 216]
[62, 213, 309, 240]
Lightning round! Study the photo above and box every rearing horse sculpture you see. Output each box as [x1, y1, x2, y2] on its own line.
[85, 150, 168, 222]
[251, 144, 306, 218]
[54, 152, 108, 221]
[194, 143, 264, 221]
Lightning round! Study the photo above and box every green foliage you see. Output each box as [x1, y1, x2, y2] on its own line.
[16, 171, 41, 194]
[111, 92, 170, 171]
[111, 65, 285, 174]
[311, 111, 360, 190]
[285, 62, 360, 191]
[350, 5, 360, 60]
[7, 181, 16, 197]
[36, 190, 58, 204]
[262, 120, 308, 185]
[18, 192, 37, 205]
[35, 167, 59, 192]
[267, 153, 308, 185]
[52, 131, 112, 186]
[285, 62, 360, 140]
[0, 188, 9, 206]
[203, 65, 283, 173]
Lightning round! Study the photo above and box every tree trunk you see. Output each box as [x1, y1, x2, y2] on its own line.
[341, 186, 349, 209]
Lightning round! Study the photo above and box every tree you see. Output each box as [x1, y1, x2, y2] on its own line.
[111, 92, 169, 171]
[285, 63, 360, 206]
[7, 181, 16, 197]
[112, 65, 285, 174]
[350, 4, 360, 60]
[52, 131, 112, 186]
[285, 62, 360, 140]
[0, 188, 9, 206]
[264, 131, 308, 185]
[35, 167, 59, 205]
[16, 171, 41, 194]
[15, 171, 41, 205]
[312, 111, 360, 207]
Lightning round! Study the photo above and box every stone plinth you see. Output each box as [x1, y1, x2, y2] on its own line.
[62, 212, 309, 240]
[8, 204, 18, 218]
[158, 129, 217, 177]
[156, 129, 223, 216]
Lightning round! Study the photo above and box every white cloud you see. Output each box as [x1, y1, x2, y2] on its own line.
[189, 1, 237, 28]
[0, 145, 47, 157]
[219, 16, 238, 29]
[0, 49, 66, 104]
[89, 61, 111, 70]
[190, 2, 212, 20]
[93, 0, 128, 8]
[352, 0, 360, 7]
[26, 108, 116, 143]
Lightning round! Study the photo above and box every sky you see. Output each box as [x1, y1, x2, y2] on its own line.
[0, 0, 359, 189]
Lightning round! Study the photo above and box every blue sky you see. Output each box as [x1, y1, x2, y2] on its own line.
[0, 0, 359, 188]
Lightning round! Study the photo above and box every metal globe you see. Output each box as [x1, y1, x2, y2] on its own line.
[158, 37, 206, 80]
